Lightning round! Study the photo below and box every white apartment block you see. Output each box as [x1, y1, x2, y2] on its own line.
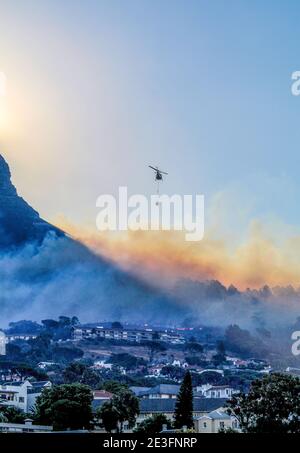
[0, 331, 6, 355]
[0, 380, 52, 412]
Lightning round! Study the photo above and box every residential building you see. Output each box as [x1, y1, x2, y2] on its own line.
[137, 398, 228, 426]
[37, 362, 58, 370]
[93, 390, 113, 400]
[0, 369, 22, 382]
[130, 386, 151, 397]
[194, 410, 239, 433]
[286, 366, 300, 377]
[73, 326, 184, 344]
[146, 366, 163, 377]
[196, 384, 238, 399]
[0, 380, 52, 412]
[138, 384, 180, 399]
[0, 331, 6, 355]
[27, 381, 52, 412]
[0, 419, 53, 433]
[93, 360, 113, 370]
[5, 334, 37, 343]
[92, 396, 228, 432]
[92, 390, 113, 414]
[0, 380, 31, 412]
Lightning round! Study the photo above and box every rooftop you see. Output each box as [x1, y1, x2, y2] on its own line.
[139, 398, 228, 413]
[93, 390, 113, 399]
[0, 380, 30, 387]
[130, 386, 151, 396]
[208, 385, 236, 390]
[141, 384, 180, 396]
[30, 381, 51, 388]
[196, 410, 231, 420]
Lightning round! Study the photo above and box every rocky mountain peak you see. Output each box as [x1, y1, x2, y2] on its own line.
[0, 153, 63, 248]
[0, 154, 17, 196]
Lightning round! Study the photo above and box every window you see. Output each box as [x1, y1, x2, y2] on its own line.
[203, 422, 207, 428]
[220, 422, 225, 429]
[19, 397, 25, 403]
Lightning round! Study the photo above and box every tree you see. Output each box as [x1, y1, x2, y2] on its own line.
[81, 368, 102, 388]
[134, 414, 171, 434]
[174, 371, 193, 429]
[71, 316, 80, 326]
[63, 362, 86, 383]
[109, 353, 146, 370]
[63, 362, 102, 388]
[185, 356, 207, 367]
[161, 365, 185, 381]
[102, 380, 128, 394]
[225, 324, 268, 358]
[111, 322, 123, 330]
[143, 340, 166, 362]
[8, 320, 42, 334]
[58, 316, 72, 327]
[97, 388, 139, 432]
[184, 340, 203, 356]
[212, 340, 227, 366]
[227, 373, 300, 433]
[34, 383, 93, 431]
[97, 400, 120, 433]
[217, 340, 226, 356]
[41, 319, 59, 330]
[0, 406, 26, 423]
[51, 345, 84, 363]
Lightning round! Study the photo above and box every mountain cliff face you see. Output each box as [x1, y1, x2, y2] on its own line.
[0, 155, 62, 248]
[0, 154, 183, 324]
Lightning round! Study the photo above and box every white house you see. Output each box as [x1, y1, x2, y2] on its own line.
[37, 362, 57, 370]
[196, 384, 239, 399]
[0, 380, 52, 412]
[0, 380, 31, 412]
[194, 410, 239, 433]
[93, 360, 113, 370]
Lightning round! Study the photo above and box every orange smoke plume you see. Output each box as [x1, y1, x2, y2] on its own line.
[55, 217, 300, 291]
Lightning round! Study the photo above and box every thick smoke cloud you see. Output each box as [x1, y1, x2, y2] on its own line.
[52, 221, 300, 331]
[0, 233, 187, 327]
[1, 223, 300, 331]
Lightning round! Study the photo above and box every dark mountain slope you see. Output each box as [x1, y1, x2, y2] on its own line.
[0, 155, 63, 248]
[0, 154, 184, 324]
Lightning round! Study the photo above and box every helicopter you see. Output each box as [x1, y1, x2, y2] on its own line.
[148, 165, 168, 196]
[148, 165, 168, 181]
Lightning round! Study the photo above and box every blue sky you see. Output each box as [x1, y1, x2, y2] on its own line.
[0, 0, 300, 241]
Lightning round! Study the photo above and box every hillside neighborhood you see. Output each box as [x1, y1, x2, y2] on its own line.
[1, 316, 299, 433]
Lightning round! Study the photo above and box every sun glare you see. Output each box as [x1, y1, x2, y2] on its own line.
[0, 72, 7, 132]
